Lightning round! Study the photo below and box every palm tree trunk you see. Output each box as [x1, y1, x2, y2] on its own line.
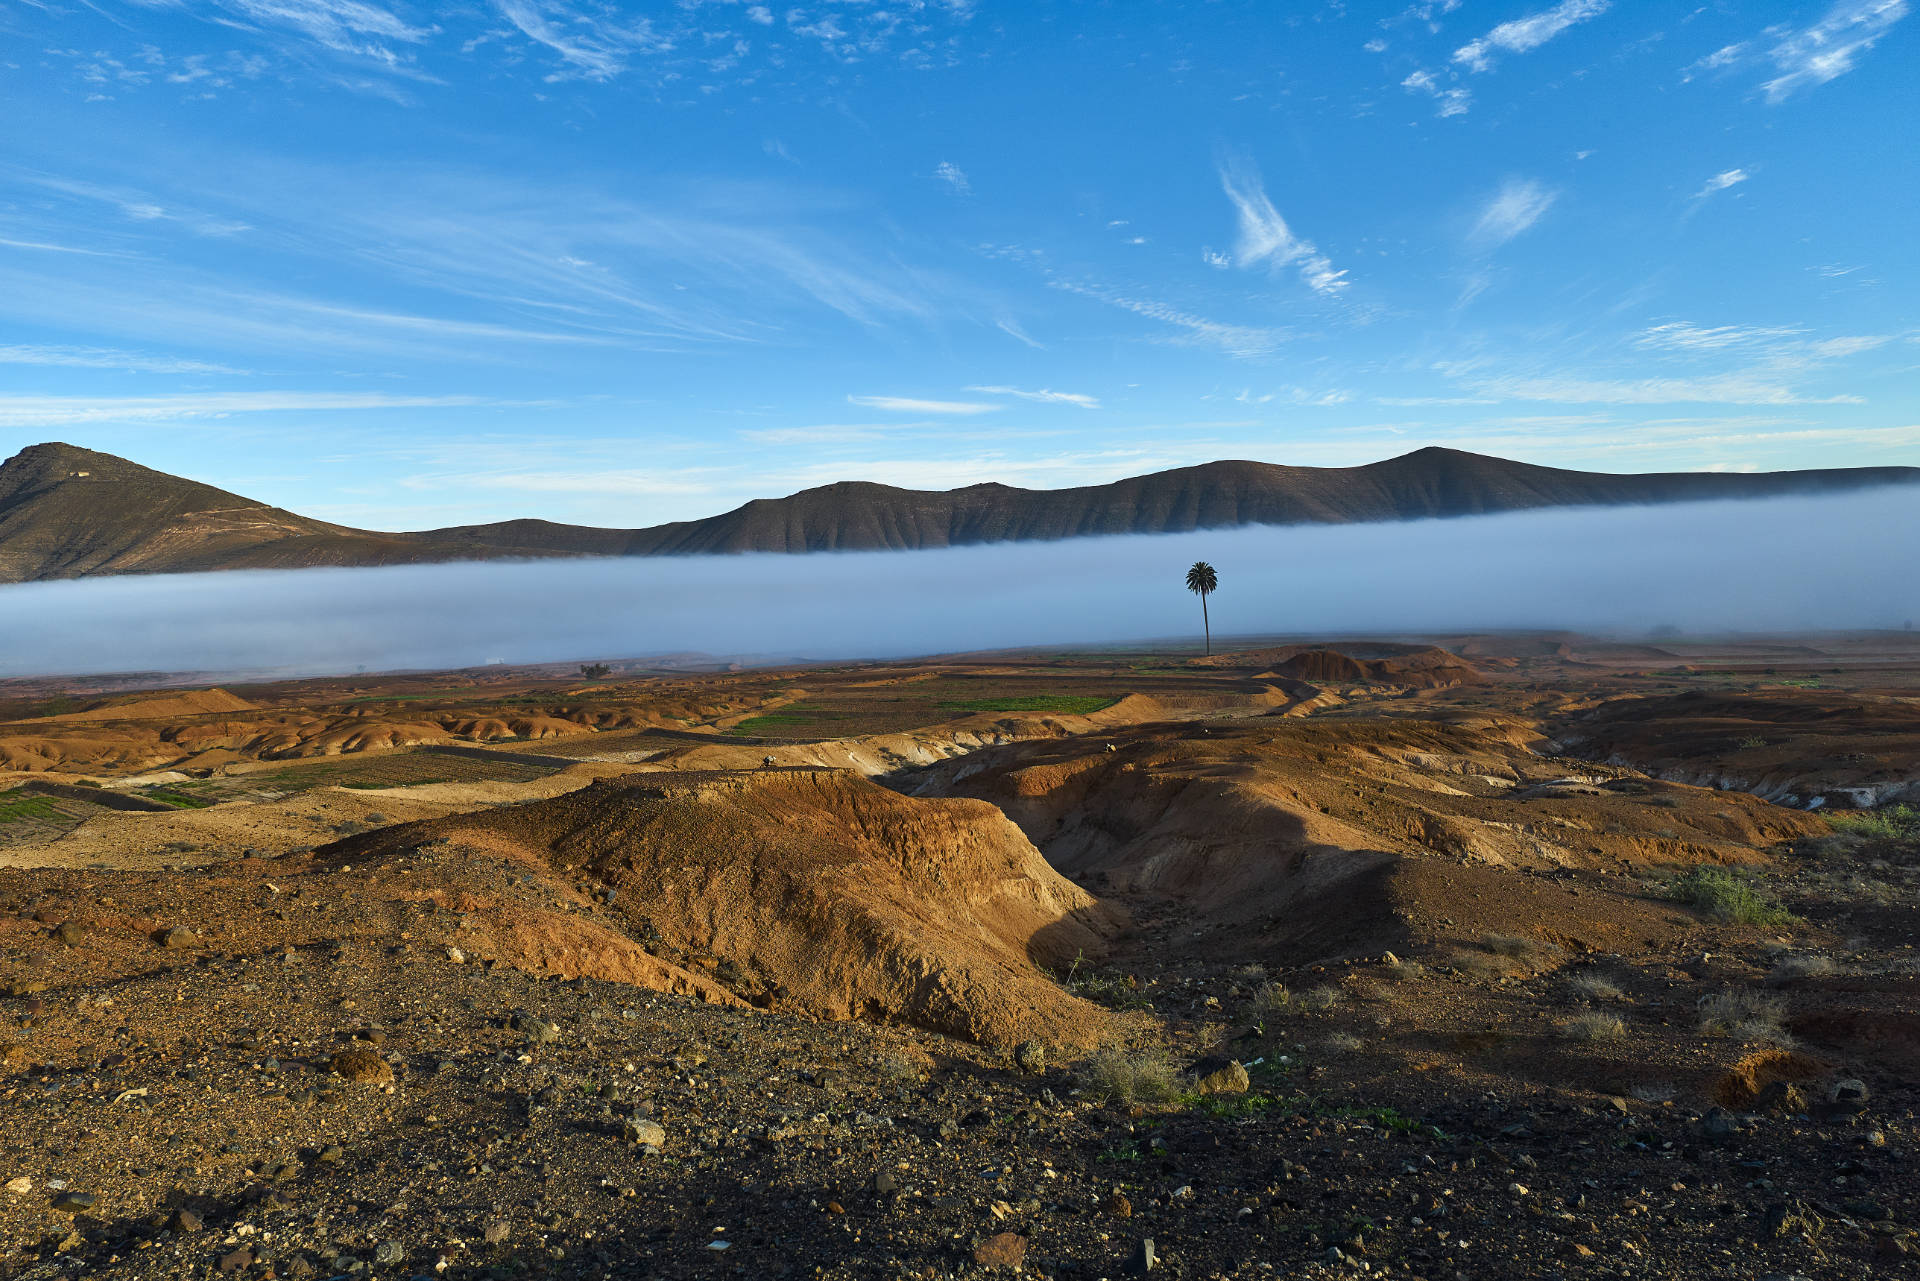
[1202, 592, 1211, 656]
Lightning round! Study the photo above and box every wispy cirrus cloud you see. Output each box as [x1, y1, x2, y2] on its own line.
[494, 0, 671, 81]
[933, 161, 970, 194]
[1453, 0, 1610, 73]
[966, 385, 1100, 409]
[1401, 68, 1471, 116]
[1216, 157, 1348, 296]
[1050, 280, 1291, 361]
[0, 390, 509, 429]
[1762, 0, 1908, 101]
[1681, 1, 1907, 102]
[1471, 178, 1557, 247]
[0, 344, 242, 375]
[1692, 168, 1749, 200]
[1448, 371, 1861, 406]
[847, 395, 998, 415]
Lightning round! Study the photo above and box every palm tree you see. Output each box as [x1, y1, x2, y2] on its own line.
[1185, 561, 1218, 656]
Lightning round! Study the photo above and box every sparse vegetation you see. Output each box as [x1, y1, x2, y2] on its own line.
[578, 663, 612, 680]
[1567, 971, 1628, 1003]
[1076, 1045, 1180, 1105]
[1561, 1011, 1627, 1041]
[1766, 953, 1837, 986]
[1698, 989, 1791, 1043]
[936, 695, 1118, 715]
[1825, 804, 1919, 845]
[1482, 932, 1560, 965]
[1666, 866, 1797, 926]
[1295, 985, 1343, 1012]
[1382, 955, 1427, 981]
[0, 793, 60, 824]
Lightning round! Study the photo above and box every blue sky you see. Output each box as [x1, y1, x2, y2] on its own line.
[1, 0, 1915, 531]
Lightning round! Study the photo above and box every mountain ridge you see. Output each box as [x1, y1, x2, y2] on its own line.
[2, 440, 1916, 583]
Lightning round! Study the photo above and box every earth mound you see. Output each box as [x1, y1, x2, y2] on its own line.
[34, 687, 258, 723]
[904, 717, 1823, 965]
[1195, 645, 1484, 688]
[1553, 688, 1920, 808]
[331, 767, 1123, 1048]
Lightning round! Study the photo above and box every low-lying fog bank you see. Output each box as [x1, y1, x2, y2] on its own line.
[2, 488, 1916, 678]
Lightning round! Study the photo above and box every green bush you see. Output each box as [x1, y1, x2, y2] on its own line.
[1666, 866, 1797, 927]
[1826, 805, 1919, 844]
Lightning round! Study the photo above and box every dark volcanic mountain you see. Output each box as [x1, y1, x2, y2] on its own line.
[2, 440, 1915, 583]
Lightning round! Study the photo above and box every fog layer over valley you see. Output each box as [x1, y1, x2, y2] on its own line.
[3, 489, 1916, 678]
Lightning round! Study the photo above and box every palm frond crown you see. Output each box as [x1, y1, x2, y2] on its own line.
[1185, 561, 1217, 595]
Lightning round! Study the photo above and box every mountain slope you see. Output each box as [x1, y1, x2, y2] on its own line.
[2, 440, 1916, 582]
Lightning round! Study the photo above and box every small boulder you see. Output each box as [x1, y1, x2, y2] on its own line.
[1130, 1237, 1159, 1273]
[623, 1118, 666, 1148]
[512, 1013, 559, 1044]
[1191, 1057, 1251, 1095]
[1829, 1079, 1870, 1114]
[973, 1232, 1027, 1270]
[1014, 1040, 1047, 1075]
[51, 921, 86, 947]
[157, 926, 200, 950]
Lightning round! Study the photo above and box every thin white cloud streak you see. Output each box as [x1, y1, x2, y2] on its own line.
[1763, 0, 1908, 101]
[1471, 178, 1557, 246]
[1692, 169, 1748, 199]
[494, 0, 669, 81]
[4, 490, 1916, 679]
[1453, 0, 1610, 72]
[1217, 159, 1348, 295]
[0, 345, 241, 374]
[994, 318, 1044, 349]
[1051, 281, 1291, 360]
[0, 391, 505, 428]
[966, 386, 1099, 409]
[1455, 373, 1862, 405]
[847, 395, 998, 415]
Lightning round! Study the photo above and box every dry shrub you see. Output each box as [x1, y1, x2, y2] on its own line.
[1766, 954, 1837, 987]
[1322, 1032, 1364, 1054]
[1383, 955, 1427, 981]
[1698, 989, 1791, 1044]
[1482, 932, 1560, 964]
[1567, 972, 1628, 1003]
[1448, 949, 1525, 982]
[1250, 981, 1291, 1016]
[1562, 1012, 1627, 1042]
[1077, 1045, 1179, 1105]
[1295, 985, 1343, 1012]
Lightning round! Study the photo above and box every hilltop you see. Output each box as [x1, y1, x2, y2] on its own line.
[3, 440, 1916, 582]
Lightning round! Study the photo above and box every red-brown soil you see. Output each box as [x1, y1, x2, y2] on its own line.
[0, 637, 1915, 1279]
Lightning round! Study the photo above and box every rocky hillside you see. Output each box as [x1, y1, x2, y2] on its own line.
[4, 440, 1916, 582]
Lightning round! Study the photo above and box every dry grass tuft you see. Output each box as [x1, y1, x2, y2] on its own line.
[1295, 985, 1343, 1012]
[1561, 1011, 1628, 1041]
[1698, 989, 1791, 1044]
[1076, 1045, 1180, 1105]
[1567, 972, 1628, 1003]
[1765, 953, 1838, 987]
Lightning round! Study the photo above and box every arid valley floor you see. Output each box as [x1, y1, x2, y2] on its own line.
[0, 633, 1916, 1281]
